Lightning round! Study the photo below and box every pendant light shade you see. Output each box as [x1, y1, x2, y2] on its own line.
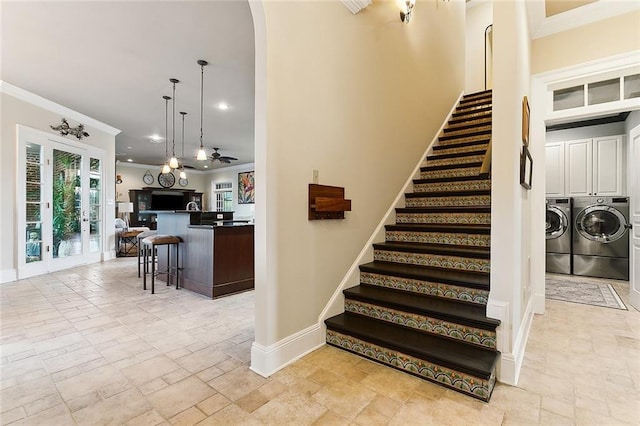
[161, 95, 172, 173]
[169, 78, 180, 169]
[179, 111, 187, 179]
[196, 59, 209, 161]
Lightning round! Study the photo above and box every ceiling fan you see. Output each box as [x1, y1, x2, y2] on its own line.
[210, 147, 238, 164]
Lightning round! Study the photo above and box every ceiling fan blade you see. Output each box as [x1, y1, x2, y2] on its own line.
[219, 156, 237, 161]
[221, 158, 231, 164]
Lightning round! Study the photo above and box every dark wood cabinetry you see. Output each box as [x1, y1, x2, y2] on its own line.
[129, 188, 203, 230]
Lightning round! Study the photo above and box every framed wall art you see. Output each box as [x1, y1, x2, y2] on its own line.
[520, 146, 533, 190]
[238, 171, 255, 204]
[522, 96, 530, 147]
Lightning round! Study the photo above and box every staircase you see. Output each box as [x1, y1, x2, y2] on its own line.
[324, 90, 500, 402]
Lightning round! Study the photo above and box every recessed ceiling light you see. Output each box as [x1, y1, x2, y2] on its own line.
[217, 102, 229, 110]
[204, 165, 209, 168]
[127, 159, 133, 162]
[149, 134, 162, 143]
[127, 146, 133, 149]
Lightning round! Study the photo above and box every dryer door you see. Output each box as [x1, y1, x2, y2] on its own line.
[575, 205, 627, 243]
[546, 206, 568, 240]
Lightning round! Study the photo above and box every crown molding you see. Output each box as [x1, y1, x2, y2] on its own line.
[0, 80, 121, 136]
[527, 0, 640, 40]
[341, 0, 372, 15]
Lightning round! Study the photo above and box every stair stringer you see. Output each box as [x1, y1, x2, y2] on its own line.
[317, 90, 465, 325]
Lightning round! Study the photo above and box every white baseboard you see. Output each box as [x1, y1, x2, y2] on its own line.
[250, 323, 324, 377]
[490, 297, 534, 385]
[0, 269, 17, 284]
[630, 287, 640, 312]
[532, 292, 545, 315]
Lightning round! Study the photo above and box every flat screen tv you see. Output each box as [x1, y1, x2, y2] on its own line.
[151, 193, 184, 210]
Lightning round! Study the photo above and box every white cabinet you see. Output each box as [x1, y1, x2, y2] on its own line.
[564, 135, 624, 197]
[545, 142, 565, 196]
[545, 135, 625, 197]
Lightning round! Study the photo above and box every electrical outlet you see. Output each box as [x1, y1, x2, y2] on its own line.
[312, 169, 319, 184]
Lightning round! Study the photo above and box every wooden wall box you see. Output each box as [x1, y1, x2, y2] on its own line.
[309, 184, 352, 220]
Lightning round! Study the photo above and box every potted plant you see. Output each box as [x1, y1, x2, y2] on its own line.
[52, 165, 80, 257]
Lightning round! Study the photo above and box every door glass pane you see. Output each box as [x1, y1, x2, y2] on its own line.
[624, 74, 640, 99]
[89, 158, 101, 253]
[581, 211, 620, 238]
[53, 149, 82, 258]
[25, 144, 44, 263]
[553, 85, 584, 111]
[588, 78, 620, 105]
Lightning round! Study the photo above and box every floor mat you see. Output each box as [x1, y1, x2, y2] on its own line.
[545, 274, 627, 310]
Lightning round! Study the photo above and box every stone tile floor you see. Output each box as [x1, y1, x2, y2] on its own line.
[1, 259, 638, 425]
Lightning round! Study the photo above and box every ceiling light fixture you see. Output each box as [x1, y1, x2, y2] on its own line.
[196, 59, 209, 161]
[398, 0, 415, 23]
[169, 78, 180, 169]
[161, 95, 172, 174]
[179, 111, 187, 180]
[217, 102, 229, 110]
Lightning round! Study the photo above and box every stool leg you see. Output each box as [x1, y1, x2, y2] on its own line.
[166, 245, 171, 286]
[137, 239, 142, 278]
[176, 243, 180, 290]
[143, 244, 147, 290]
[151, 244, 156, 294]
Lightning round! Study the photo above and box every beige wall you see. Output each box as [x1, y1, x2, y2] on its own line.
[531, 10, 640, 75]
[259, 0, 465, 342]
[490, 0, 535, 384]
[466, 1, 493, 93]
[1, 91, 116, 280]
[115, 163, 209, 209]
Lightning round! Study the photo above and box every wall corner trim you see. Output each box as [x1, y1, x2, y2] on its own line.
[250, 323, 324, 377]
[0, 81, 121, 136]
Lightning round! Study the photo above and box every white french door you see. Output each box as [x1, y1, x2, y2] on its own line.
[17, 125, 104, 279]
[629, 123, 640, 311]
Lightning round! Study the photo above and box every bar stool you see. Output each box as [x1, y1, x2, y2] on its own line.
[137, 230, 157, 278]
[142, 235, 182, 294]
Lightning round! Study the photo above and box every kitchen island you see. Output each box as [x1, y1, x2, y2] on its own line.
[155, 211, 254, 298]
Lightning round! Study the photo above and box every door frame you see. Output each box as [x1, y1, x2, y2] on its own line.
[16, 125, 105, 279]
[629, 123, 640, 310]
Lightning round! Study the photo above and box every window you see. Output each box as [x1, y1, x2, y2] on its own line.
[214, 182, 233, 212]
[552, 70, 639, 112]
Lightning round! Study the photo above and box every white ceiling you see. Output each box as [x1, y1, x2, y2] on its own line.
[1, 1, 255, 171]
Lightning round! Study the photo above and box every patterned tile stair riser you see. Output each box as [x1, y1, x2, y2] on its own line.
[443, 123, 491, 135]
[413, 180, 492, 193]
[326, 330, 495, 401]
[344, 300, 497, 349]
[436, 135, 490, 146]
[405, 195, 491, 208]
[373, 250, 490, 273]
[395, 212, 491, 225]
[360, 272, 489, 305]
[449, 111, 492, 122]
[420, 167, 482, 180]
[385, 230, 490, 247]
[432, 144, 489, 157]
[426, 155, 486, 167]
[446, 119, 492, 131]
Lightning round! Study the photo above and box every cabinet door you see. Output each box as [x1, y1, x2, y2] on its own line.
[593, 135, 623, 196]
[565, 139, 592, 196]
[545, 142, 565, 196]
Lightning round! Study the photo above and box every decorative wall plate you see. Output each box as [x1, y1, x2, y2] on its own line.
[179, 177, 188, 187]
[158, 172, 175, 188]
[143, 170, 154, 185]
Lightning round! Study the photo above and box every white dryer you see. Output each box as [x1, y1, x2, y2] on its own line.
[546, 198, 572, 274]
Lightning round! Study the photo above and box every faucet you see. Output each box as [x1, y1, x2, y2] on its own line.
[185, 201, 199, 211]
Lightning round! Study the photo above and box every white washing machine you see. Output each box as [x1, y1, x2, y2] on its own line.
[546, 198, 572, 274]
[572, 196, 630, 280]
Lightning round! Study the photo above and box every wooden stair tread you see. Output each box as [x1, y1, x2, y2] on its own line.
[420, 162, 483, 172]
[373, 242, 490, 259]
[405, 189, 491, 198]
[433, 139, 490, 151]
[344, 285, 500, 330]
[396, 206, 491, 213]
[413, 175, 490, 184]
[452, 106, 492, 118]
[325, 313, 499, 379]
[359, 261, 490, 289]
[427, 150, 487, 161]
[386, 224, 491, 234]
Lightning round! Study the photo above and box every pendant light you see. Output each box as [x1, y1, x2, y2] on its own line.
[161, 95, 172, 174]
[169, 78, 180, 169]
[196, 59, 209, 161]
[179, 111, 187, 179]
